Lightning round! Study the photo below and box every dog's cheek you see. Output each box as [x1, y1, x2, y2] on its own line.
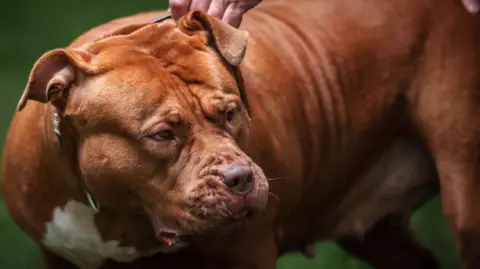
[77, 135, 155, 209]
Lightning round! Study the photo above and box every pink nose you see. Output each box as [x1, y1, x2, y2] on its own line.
[220, 164, 254, 195]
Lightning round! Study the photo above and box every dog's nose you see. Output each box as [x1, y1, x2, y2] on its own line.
[220, 164, 254, 195]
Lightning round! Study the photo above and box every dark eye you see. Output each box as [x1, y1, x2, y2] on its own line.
[225, 107, 239, 122]
[148, 129, 176, 141]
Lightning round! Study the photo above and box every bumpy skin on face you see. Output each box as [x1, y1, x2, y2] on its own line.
[2, 0, 480, 269]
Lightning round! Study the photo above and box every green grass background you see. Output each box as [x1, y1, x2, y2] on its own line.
[0, 0, 461, 268]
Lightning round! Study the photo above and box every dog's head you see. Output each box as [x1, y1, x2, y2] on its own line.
[18, 10, 268, 247]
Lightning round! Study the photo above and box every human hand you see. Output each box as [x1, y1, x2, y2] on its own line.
[462, 0, 480, 14]
[169, 0, 263, 28]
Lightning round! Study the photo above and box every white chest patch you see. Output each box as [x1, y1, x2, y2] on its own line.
[42, 200, 175, 269]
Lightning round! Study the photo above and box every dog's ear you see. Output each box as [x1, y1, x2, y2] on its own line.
[178, 9, 249, 66]
[17, 49, 94, 111]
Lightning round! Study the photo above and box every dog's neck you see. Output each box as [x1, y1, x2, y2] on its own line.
[42, 104, 100, 211]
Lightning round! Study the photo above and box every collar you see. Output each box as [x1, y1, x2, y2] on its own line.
[53, 109, 100, 212]
[150, 13, 173, 23]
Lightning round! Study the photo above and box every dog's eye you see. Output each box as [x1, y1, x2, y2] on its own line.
[225, 107, 239, 122]
[149, 129, 176, 141]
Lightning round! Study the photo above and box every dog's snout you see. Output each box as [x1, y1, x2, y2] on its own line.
[220, 164, 253, 195]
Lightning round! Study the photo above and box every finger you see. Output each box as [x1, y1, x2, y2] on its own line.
[169, 0, 192, 20]
[190, 0, 212, 11]
[207, 0, 229, 20]
[462, 0, 480, 13]
[222, 3, 244, 28]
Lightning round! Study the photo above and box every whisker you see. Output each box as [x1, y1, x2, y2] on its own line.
[269, 192, 280, 203]
[267, 177, 282, 181]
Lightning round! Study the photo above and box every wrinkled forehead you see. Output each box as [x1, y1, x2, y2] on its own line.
[83, 22, 235, 81]
[79, 65, 182, 120]
[73, 26, 240, 130]
[72, 66, 180, 134]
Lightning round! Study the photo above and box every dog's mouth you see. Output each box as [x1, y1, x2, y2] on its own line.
[149, 190, 265, 247]
[148, 219, 195, 248]
[156, 231, 191, 247]
[219, 209, 257, 234]
[143, 162, 269, 247]
[186, 188, 266, 232]
[152, 212, 254, 247]
[154, 210, 254, 246]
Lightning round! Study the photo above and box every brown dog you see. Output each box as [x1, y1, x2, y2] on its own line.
[2, 0, 480, 268]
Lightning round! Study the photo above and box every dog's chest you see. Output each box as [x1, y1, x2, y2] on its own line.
[42, 200, 159, 269]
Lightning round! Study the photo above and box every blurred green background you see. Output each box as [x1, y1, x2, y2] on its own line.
[0, 0, 461, 268]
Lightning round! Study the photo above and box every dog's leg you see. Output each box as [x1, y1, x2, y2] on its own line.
[338, 214, 439, 269]
[408, 44, 480, 267]
[413, 102, 480, 268]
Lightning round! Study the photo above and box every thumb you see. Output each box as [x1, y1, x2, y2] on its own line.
[462, 0, 480, 13]
[169, 0, 192, 20]
[222, 4, 245, 28]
